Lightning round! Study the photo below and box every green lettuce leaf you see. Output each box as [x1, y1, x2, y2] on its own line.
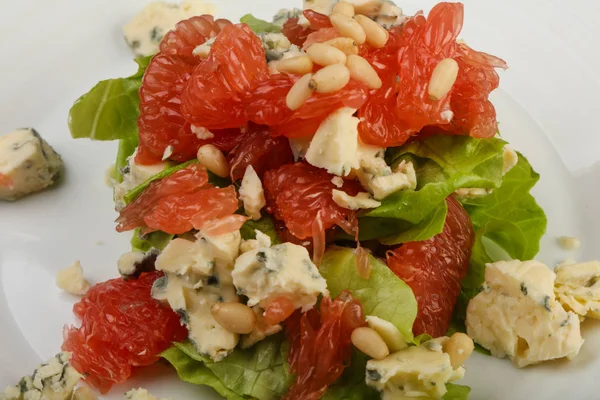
[161, 346, 243, 400]
[322, 351, 379, 400]
[123, 160, 231, 204]
[162, 335, 292, 400]
[130, 228, 174, 252]
[114, 136, 139, 183]
[320, 247, 417, 342]
[69, 56, 151, 141]
[452, 154, 547, 333]
[240, 216, 281, 244]
[240, 14, 282, 33]
[366, 136, 506, 226]
[443, 384, 471, 400]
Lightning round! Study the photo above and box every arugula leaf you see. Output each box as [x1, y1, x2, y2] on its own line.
[320, 247, 417, 342]
[240, 14, 282, 33]
[69, 56, 151, 141]
[367, 136, 506, 225]
[322, 351, 379, 400]
[161, 346, 244, 400]
[240, 216, 281, 244]
[162, 335, 292, 400]
[130, 228, 174, 252]
[123, 160, 232, 204]
[443, 384, 471, 400]
[114, 136, 139, 183]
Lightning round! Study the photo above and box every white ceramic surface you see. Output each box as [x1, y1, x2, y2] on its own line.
[1, 0, 599, 398]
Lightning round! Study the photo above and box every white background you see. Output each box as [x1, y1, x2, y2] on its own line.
[1, 0, 599, 398]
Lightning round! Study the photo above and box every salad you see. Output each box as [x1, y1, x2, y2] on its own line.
[3, 0, 599, 399]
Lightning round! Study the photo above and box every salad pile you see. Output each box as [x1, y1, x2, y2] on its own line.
[8, 0, 600, 400]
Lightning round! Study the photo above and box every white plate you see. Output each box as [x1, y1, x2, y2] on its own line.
[1, 0, 599, 398]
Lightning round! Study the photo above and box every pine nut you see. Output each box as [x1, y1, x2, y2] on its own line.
[72, 386, 97, 400]
[353, 14, 389, 48]
[329, 12, 366, 45]
[351, 327, 389, 360]
[277, 55, 314, 75]
[211, 302, 256, 334]
[286, 73, 314, 110]
[346, 55, 382, 89]
[350, 0, 382, 16]
[333, 1, 355, 17]
[428, 58, 459, 101]
[309, 64, 351, 93]
[306, 43, 347, 66]
[196, 144, 230, 178]
[324, 37, 359, 55]
[443, 332, 474, 369]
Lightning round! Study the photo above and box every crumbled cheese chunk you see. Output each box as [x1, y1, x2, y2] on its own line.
[366, 316, 408, 352]
[1, 353, 81, 400]
[358, 156, 417, 200]
[332, 190, 381, 210]
[239, 166, 266, 220]
[503, 145, 518, 175]
[241, 305, 283, 349]
[155, 238, 214, 280]
[454, 187, 492, 199]
[255, 230, 272, 248]
[555, 261, 600, 319]
[190, 124, 214, 139]
[123, 1, 217, 57]
[161, 145, 173, 160]
[117, 250, 157, 279]
[331, 176, 344, 188]
[261, 32, 293, 61]
[124, 388, 169, 400]
[113, 148, 169, 210]
[0, 128, 63, 201]
[233, 242, 328, 311]
[289, 135, 312, 161]
[557, 236, 581, 251]
[466, 260, 584, 367]
[374, 1, 407, 29]
[366, 338, 465, 399]
[56, 261, 91, 296]
[305, 108, 360, 177]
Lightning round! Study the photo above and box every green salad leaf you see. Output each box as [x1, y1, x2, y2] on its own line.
[452, 153, 547, 332]
[320, 247, 417, 342]
[443, 384, 471, 400]
[240, 216, 281, 244]
[69, 56, 151, 141]
[367, 135, 506, 225]
[240, 14, 282, 33]
[322, 351, 379, 400]
[114, 136, 139, 183]
[130, 228, 174, 252]
[161, 335, 292, 400]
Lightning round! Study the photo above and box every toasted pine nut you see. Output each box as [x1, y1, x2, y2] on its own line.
[306, 43, 347, 66]
[324, 37, 359, 55]
[346, 55, 382, 89]
[211, 302, 256, 334]
[277, 55, 314, 75]
[443, 332, 474, 369]
[72, 386, 98, 400]
[353, 14, 389, 48]
[333, 1, 355, 17]
[329, 12, 366, 45]
[286, 73, 314, 110]
[428, 58, 459, 101]
[351, 327, 389, 360]
[309, 64, 350, 93]
[350, 0, 382, 16]
[196, 144, 230, 178]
